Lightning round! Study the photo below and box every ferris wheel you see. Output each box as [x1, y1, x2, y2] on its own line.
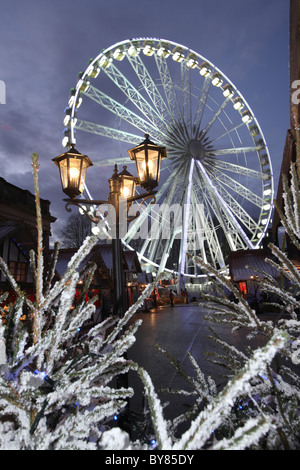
[62, 38, 273, 283]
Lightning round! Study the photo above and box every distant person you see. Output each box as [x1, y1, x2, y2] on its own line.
[151, 289, 157, 308]
[170, 289, 174, 307]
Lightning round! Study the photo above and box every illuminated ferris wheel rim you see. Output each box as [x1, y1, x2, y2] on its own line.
[68, 37, 272, 147]
[63, 37, 274, 278]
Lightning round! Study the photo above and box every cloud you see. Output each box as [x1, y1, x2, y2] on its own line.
[0, 0, 291, 244]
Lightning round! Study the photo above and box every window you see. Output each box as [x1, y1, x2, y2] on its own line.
[8, 261, 27, 282]
[238, 281, 247, 297]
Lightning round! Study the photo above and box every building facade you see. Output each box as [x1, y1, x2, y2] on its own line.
[272, 0, 300, 264]
[0, 177, 56, 294]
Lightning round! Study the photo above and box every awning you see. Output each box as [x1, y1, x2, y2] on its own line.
[0, 221, 24, 239]
[229, 249, 279, 282]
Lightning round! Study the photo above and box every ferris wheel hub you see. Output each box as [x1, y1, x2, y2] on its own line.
[188, 139, 206, 160]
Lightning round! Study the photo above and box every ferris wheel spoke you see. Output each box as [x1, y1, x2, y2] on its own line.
[145, 161, 191, 264]
[165, 121, 191, 152]
[193, 75, 213, 138]
[136, 160, 189, 260]
[209, 158, 264, 179]
[92, 156, 133, 167]
[75, 119, 142, 145]
[192, 190, 226, 268]
[213, 169, 264, 208]
[154, 53, 183, 125]
[215, 184, 261, 234]
[157, 230, 180, 275]
[196, 160, 254, 249]
[181, 62, 192, 130]
[194, 173, 227, 255]
[124, 167, 180, 245]
[211, 121, 247, 143]
[83, 85, 166, 142]
[200, 180, 250, 252]
[102, 62, 165, 130]
[213, 146, 264, 156]
[126, 53, 170, 123]
[178, 158, 195, 286]
[202, 96, 232, 135]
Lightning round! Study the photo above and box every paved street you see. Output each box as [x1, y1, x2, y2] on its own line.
[126, 301, 268, 424]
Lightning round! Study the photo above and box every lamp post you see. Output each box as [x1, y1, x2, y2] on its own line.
[53, 135, 166, 318]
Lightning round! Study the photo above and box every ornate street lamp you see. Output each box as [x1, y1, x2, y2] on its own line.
[52, 145, 93, 199]
[128, 134, 166, 192]
[53, 135, 167, 318]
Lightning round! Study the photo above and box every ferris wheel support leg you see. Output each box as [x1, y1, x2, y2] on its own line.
[157, 229, 178, 276]
[177, 158, 194, 295]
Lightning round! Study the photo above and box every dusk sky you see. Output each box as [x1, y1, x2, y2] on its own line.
[0, 0, 290, 242]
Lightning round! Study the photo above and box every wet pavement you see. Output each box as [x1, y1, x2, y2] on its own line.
[126, 301, 271, 424]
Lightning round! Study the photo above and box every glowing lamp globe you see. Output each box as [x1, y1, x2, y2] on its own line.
[52, 145, 93, 199]
[119, 166, 137, 200]
[128, 135, 166, 192]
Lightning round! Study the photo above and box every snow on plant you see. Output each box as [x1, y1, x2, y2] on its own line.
[136, 330, 287, 450]
[0, 154, 162, 450]
[0, 154, 298, 450]
[175, 161, 300, 449]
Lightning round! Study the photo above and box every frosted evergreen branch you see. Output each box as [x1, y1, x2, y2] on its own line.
[206, 327, 249, 373]
[38, 234, 99, 314]
[191, 254, 261, 329]
[137, 366, 172, 450]
[64, 301, 96, 340]
[45, 272, 79, 373]
[170, 399, 203, 433]
[282, 174, 297, 237]
[156, 345, 214, 400]
[201, 293, 259, 326]
[104, 272, 165, 346]
[11, 328, 28, 366]
[0, 258, 31, 306]
[31, 153, 44, 343]
[44, 241, 60, 297]
[212, 415, 274, 450]
[156, 344, 195, 392]
[29, 249, 36, 289]
[265, 364, 294, 439]
[4, 297, 25, 363]
[79, 262, 97, 300]
[275, 199, 300, 251]
[158, 386, 196, 397]
[87, 316, 119, 342]
[188, 352, 216, 399]
[65, 321, 141, 386]
[289, 163, 300, 235]
[245, 262, 279, 287]
[264, 257, 299, 288]
[173, 330, 289, 450]
[252, 273, 299, 312]
[268, 243, 300, 288]
[274, 163, 300, 251]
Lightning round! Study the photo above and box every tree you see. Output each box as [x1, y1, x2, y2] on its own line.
[0, 154, 296, 450]
[0, 154, 154, 449]
[59, 212, 92, 248]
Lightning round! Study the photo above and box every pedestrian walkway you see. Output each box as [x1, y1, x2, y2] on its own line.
[124, 301, 300, 442]
[126, 302, 235, 425]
